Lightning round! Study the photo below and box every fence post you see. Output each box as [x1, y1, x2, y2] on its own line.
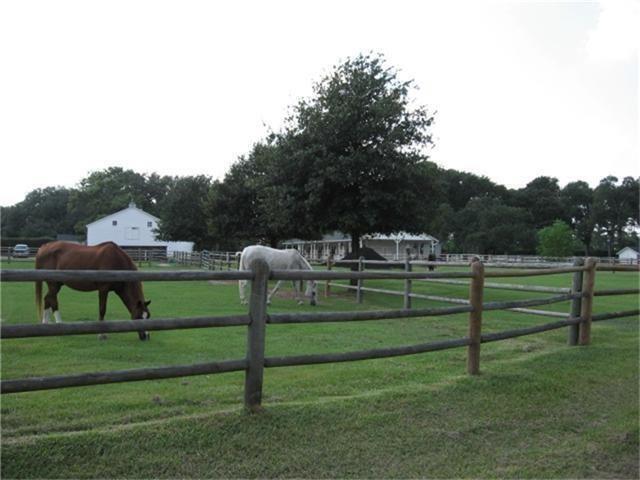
[404, 248, 412, 309]
[579, 257, 597, 346]
[568, 258, 584, 346]
[226, 252, 231, 271]
[325, 254, 333, 297]
[356, 256, 364, 304]
[244, 258, 270, 412]
[467, 257, 485, 375]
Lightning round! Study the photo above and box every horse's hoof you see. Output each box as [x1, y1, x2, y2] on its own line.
[98, 334, 108, 341]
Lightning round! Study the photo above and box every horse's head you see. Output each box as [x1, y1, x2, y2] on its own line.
[306, 280, 317, 306]
[132, 299, 151, 340]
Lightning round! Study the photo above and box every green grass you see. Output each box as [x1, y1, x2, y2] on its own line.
[1, 260, 638, 478]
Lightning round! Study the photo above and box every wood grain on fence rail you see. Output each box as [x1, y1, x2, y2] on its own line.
[481, 317, 582, 343]
[483, 267, 586, 278]
[593, 289, 640, 297]
[1, 315, 250, 339]
[1, 359, 248, 394]
[2, 269, 253, 282]
[329, 283, 578, 318]
[267, 304, 474, 325]
[270, 270, 475, 280]
[422, 278, 570, 294]
[264, 337, 471, 367]
[592, 309, 640, 322]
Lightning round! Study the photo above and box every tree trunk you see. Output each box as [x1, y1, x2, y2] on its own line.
[350, 233, 360, 257]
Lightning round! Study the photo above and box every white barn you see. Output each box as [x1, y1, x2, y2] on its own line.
[617, 246, 639, 264]
[86, 202, 194, 255]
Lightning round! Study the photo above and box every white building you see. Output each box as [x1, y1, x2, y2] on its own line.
[363, 232, 441, 260]
[282, 231, 440, 261]
[86, 202, 194, 255]
[617, 246, 639, 263]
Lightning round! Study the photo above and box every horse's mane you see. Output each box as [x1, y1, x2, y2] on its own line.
[294, 250, 313, 271]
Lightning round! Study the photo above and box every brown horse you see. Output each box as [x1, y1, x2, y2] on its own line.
[35, 241, 151, 341]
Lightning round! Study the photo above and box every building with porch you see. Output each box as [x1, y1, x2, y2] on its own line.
[281, 231, 440, 261]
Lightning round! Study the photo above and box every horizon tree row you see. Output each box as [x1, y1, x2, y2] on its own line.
[2, 54, 638, 256]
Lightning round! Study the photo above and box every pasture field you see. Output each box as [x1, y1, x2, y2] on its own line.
[1, 260, 638, 478]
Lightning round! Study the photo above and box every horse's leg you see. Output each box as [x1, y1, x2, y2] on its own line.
[239, 280, 248, 305]
[292, 280, 304, 305]
[267, 281, 282, 305]
[98, 288, 109, 340]
[43, 282, 62, 324]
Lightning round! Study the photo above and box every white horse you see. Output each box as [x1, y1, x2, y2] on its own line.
[238, 246, 317, 306]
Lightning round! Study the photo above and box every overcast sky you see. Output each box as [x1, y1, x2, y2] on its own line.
[0, 0, 638, 206]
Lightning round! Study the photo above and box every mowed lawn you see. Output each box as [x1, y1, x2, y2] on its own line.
[1, 260, 638, 478]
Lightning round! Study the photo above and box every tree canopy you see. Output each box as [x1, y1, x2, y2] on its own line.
[276, 53, 436, 253]
[537, 220, 576, 257]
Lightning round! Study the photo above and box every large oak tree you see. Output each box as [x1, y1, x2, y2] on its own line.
[280, 53, 436, 254]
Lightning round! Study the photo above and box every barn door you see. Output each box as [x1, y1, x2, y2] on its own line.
[125, 226, 140, 240]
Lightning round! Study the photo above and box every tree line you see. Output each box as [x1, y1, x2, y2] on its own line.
[2, 54, 638, 257]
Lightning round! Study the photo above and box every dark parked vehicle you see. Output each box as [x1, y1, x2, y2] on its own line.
[12, 244, 30, 258]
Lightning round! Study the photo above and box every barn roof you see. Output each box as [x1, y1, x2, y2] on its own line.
[617, 246, 639, 256]
[283, 231, 439, 244]
[85, 202, 160, 228]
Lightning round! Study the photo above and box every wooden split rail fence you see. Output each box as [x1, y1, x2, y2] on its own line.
[172, 250, 237, 271]
[1, 258, 638, 412]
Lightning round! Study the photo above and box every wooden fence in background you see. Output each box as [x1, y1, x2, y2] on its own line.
[172, 250, 237, 270]
[1, 259, 638, 412]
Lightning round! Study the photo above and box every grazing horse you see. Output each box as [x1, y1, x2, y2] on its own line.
[238, 246, 317, 306]
[35, 241, 151, 341]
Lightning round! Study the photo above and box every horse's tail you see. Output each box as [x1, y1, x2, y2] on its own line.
[35, 281, 43, 322]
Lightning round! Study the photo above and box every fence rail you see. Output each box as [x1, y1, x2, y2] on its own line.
[172, 250, 237, 270]
[1, 257, 638, 413]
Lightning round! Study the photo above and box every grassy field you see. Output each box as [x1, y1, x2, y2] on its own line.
[1, 259, 638, 478]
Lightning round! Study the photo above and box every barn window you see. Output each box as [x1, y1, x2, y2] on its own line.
[112, 220, 118, 226]
[147, 221, 153, 228]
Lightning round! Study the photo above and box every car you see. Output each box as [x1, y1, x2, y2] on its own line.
[12, 244, 30, 258]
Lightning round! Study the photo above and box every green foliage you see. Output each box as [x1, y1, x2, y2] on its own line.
[155, 175, 213, 249]
[206, 140, 311, 249]
[438, 169, 508, 211]
[537, 220, 577, 257]
[512, 176, 567, 229]
[592, 176, 640, 256]
[452, 196, 536, 254]
[67, 167, 173, 234]
[561, 180, 594, 254]
[1, 187, 75, 238]
[280, 52, 436, 251]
